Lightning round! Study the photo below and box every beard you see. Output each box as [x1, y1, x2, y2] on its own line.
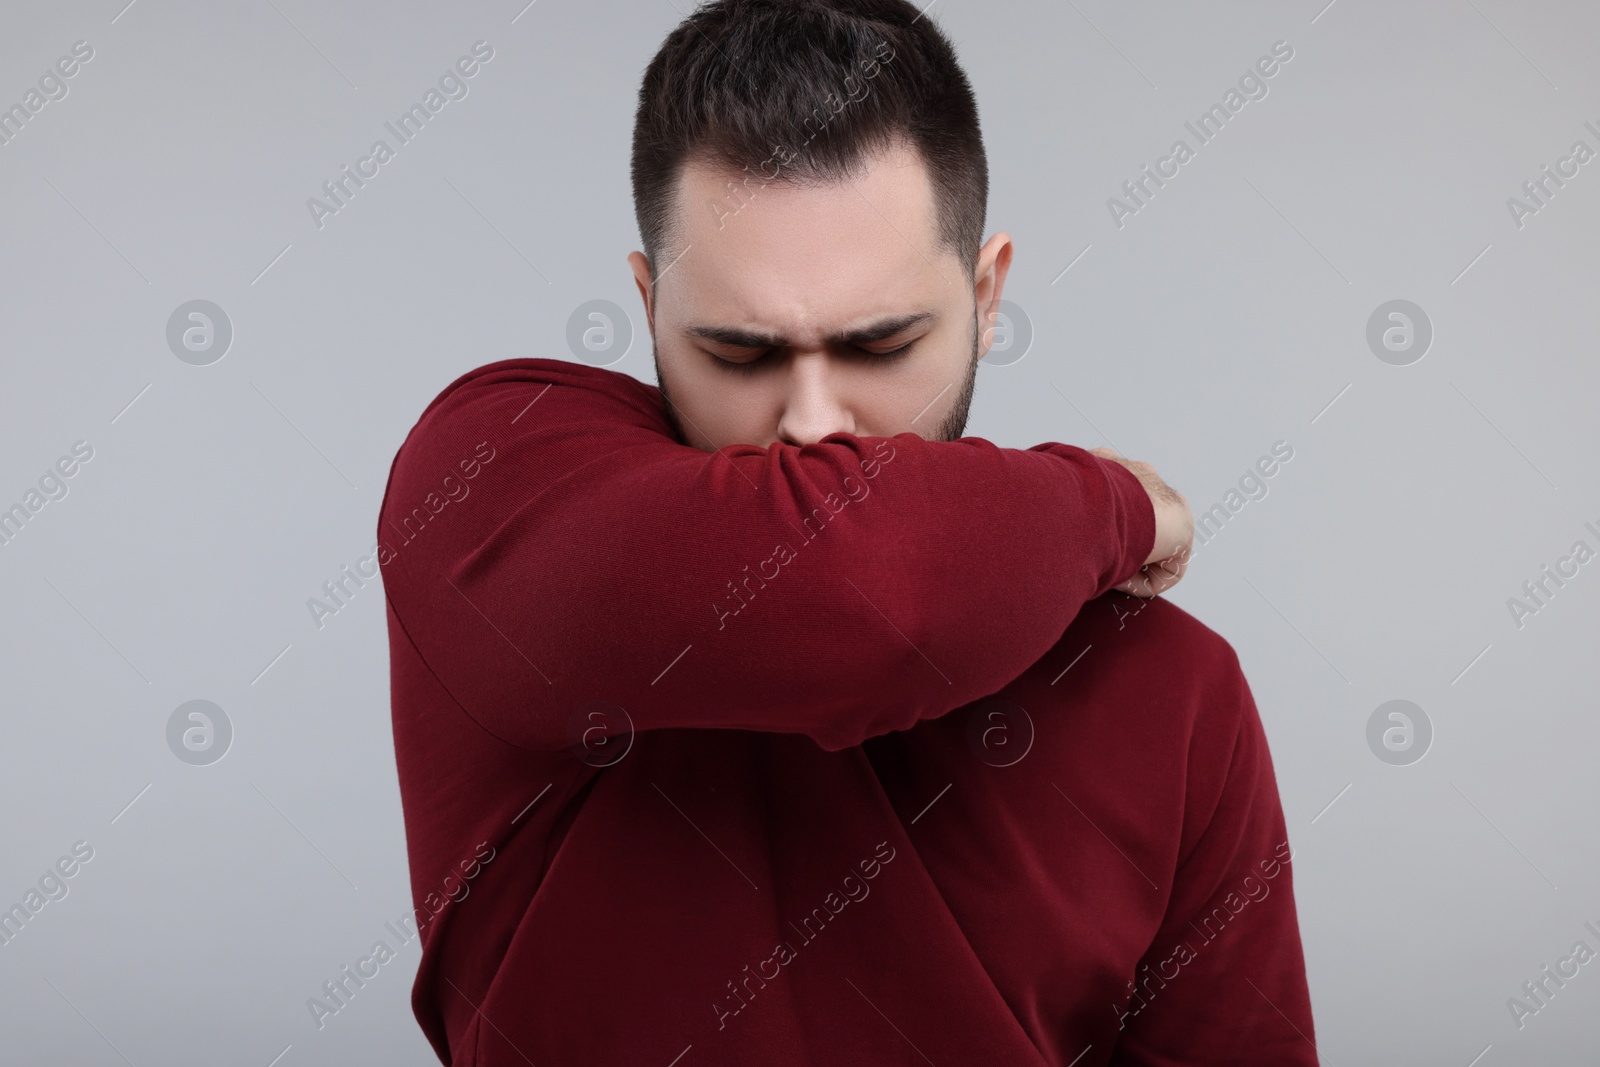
[653, 309, 981, 447]
[932, 312, 981, 443]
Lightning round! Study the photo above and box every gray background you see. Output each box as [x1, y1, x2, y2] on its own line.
[1, 0, 1596, 1063]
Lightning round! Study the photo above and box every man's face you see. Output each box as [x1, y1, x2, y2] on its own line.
[628, 139, 1013, 451]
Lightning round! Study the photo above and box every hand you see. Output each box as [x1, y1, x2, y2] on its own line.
[1089, 447, 1193, 598]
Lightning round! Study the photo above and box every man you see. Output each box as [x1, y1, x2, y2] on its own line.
[377, 1, 1317, 1063]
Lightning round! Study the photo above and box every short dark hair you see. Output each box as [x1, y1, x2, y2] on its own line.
[631, 0, 988, 292]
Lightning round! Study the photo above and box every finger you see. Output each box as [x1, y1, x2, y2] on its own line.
[1121, 555, 1186, 598]
[1118, 571, 1156, 598]
[1147, 555, 1188, 593]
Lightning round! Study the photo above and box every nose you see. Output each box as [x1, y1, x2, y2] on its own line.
[774, 352, 856, 447]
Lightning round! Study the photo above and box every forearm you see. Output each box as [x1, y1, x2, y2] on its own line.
[378, 358, 1156, 753]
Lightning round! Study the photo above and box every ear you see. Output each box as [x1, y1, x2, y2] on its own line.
[627, 251, 656, 335]
[973, 232, 1013, 358]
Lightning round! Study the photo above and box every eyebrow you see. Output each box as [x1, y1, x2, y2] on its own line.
[685, 311, 937, 349]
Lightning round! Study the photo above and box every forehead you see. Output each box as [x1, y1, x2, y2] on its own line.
[662, 140, 955, 330]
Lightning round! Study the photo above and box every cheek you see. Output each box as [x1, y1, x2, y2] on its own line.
[915, 328, 974, 387]
[856, 344, 962, 429]
[677, 360, 782, 444]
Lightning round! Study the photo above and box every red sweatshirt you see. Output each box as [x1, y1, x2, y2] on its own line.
[377, 357, 1317, 1066]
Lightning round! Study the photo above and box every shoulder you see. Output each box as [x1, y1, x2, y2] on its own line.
[1032, 592, 1260, 806]
[380, 359, 667, 506]
[407, 357, 664, 435]
[1065, 592, 1246, 698]
[1019, 594, 1280, 871]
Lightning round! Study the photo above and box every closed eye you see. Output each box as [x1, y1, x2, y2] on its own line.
[710, 341, 916, 374]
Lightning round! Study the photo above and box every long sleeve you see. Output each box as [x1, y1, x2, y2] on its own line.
[376, 357, 1155, 754]
[1107, 652, 1319, 1065]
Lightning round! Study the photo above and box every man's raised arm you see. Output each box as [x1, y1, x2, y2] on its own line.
[377, 357, 1157, 753]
